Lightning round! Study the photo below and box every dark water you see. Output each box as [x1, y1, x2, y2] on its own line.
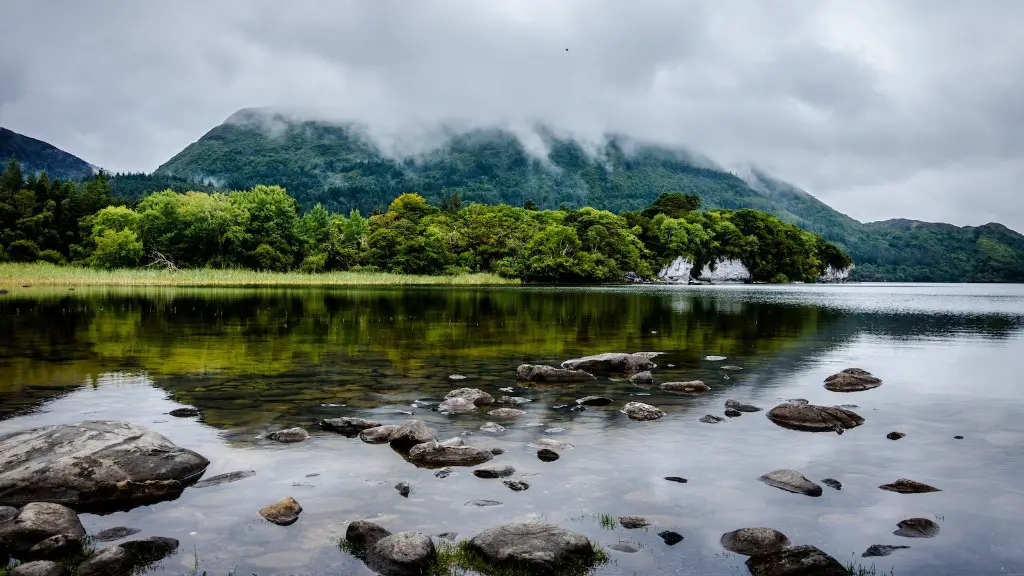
[2, 283, 1023, 576]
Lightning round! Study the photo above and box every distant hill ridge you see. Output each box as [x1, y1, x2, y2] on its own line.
[0, 127, 97, 181]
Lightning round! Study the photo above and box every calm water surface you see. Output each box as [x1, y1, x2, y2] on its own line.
[2, 283, 1023, 576]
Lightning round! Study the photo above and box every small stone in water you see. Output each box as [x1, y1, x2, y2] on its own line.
[954, 435, 964, 439]
[465, 500, 502, 507]
[503, 480, 529, 491]
[435, 468, 453, 479]
[821, 478, 842, 490]
[887, 431, 906, 440]
[93, 526, 141, 542]
[537, 448, 560, 462]
[499, 387, 515, 393]
[449, 374, 467, 380]
[609, 542, 640, 553]
[705, 355, 727, 361]
[894, 518, 940, 538]
[618, 516, 650, 529]
[863, 544, 911, 557]
[664, 476, 687, 483]
[725, 409, 742, 417]
[659, 530, 684, 545]
[552, 404, 569, 409]
[545, 427, 567, 434]
[395, 481, 411, 497]
[700, 414, 724, 424]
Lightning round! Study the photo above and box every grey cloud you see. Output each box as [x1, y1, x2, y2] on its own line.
[0, 0, 1021, 229]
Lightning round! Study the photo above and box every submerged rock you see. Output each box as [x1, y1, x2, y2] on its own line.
[821, 478, 842, 491]
[618, 516, 650, 529]
[661, 380, 710, 393]
[388, 420, 436, 452]
[479, 422, 506, 434]
[0, 502, 86, 556]
[474, 465, 515, 479]
[745, 545, 848, 576]
[394, 481, 411, 498]
[467, 522, 598, 575]
[193, 470, 255, 489]
[659, 530, 684, 545]
[445, 388, 495, 406]
[360, 425, 400, 443]
[530, 438, 573, 451]
[886, 431, 906, 441]
[700, 414, 724, 424]
[561, 352, 662, 373]
[537, 448, 560, 462]
[320, 417, 382, 436]
[503, 480, 529, 491]
[408, 442, 494, 467]
[862, 544, 911, 557]
[26, 534, 83, 561]
[498, 396, 532, 405]
[267, 427, 309, 443]
[664, 476, 687, 483]
[824, 368, 882, 392]
[630, 371, 655, 384]
[758, 469, 823, 497]
[487, 408, 527, 419]
[366, 532, 436, 576]
[725, 409, 742, 417]
[609, 542, 639, 553]
[258, 496, 302, 526]
[620, 402, 666, 421]
[575, 396, 612, 406]
[725, 399, 762, 412]
[92, 527, 141, 542]
[119, 536, 179, 566]
[168, 407, 200, 418]
[894, 518, 940, 538]
[75, 546, 130, 576]
[766, 403, 864, 434]
[346, 520, 392, 549]
[879, 478, 941, 494]
[437, 397, 478, 413]
[434, 468, 453, 479]
[720, 527, 791, 556]
[10, 561, 67, 576]
[516, 364, 596, 382]
[465, 500, 502, 507]
[0, 421, 209, 510]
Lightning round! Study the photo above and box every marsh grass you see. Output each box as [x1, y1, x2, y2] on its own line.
[847, 562, 896, 576]
[0, 263, 517, 287]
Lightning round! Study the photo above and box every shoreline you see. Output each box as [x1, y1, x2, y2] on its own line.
[0, 263, 518, 288]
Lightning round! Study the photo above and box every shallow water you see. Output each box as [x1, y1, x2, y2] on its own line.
[1, 283, 1023, 575]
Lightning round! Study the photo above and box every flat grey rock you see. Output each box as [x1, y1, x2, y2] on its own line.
[408, 442, 494, 467]
[267, 427, 309, 443]
[320, 417, 382, 436]
[894, 518, 940, 538]
[11, 561, 68, 576]
[746, 545, 848, 576]
[467, 522, 597, 575]
[445, 388, 495, 405]
[561, 352, 662, 373]
[620, 402, 666, 421]
[359, 425, 399, 443]
[879, 478, 940, 494]
[366, 532, 435, 576]
[758, 469, 823, 497]
[766, 403, 864, 434]
[193, 470, 255, 489]
[516, 364, 596, 382]
[720, 527, 791, 556]
[0, 502, 85, 556]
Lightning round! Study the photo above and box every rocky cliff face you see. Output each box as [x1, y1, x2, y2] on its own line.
[657, 257, 751, 283]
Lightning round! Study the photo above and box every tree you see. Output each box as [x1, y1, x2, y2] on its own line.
[641, 192, 701, 219]
[91, 229, 143, 269]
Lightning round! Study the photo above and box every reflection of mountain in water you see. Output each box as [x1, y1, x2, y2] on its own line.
[1, 287, 1021, 423]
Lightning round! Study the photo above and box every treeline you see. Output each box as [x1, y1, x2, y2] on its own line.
[0, 159, 851, 282]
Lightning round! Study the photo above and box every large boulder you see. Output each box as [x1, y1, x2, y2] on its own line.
[0, 421, 209, 511]
[824, 368, 882, 392]
[720, 527, 791, 556]
[766, 403, 864, 434]
[320, 417, 382, 437]
[0, 503, 86, 556]
[561, 352, 662, 373]
[620, 402, 666, 421]
[346, 520, 392, 548]
[366, 532, 435, 576]
[758, 470, 823, 497]
[11, 561, 68, 576]
[408, 442, 494, 467]
[388, 421, 436, 452]
[745, 545, 849, 576]
[359, 425, 400, 444]
[467, 522, 597, 575]
[516, 364, 596, 382]
[76, 546, 131, 576]
[445, 388, 495, 405]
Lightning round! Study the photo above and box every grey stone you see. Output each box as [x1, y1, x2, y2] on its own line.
[725, 399, 762, 412]
[630, 371, 654, 384]
[529, 438, 573, 451]
[575, 396, 612, 406]
[267, 427, 309, 443]
[659, 531, 683, 545]
[862, 544, 911, 557]
[438, 437, 464, 448]
[894, 518, 940, 538]
[407, 442, 494, 467]
[700, 414, 724, 423]
[503, 480, 529, 491]
[359, 425, 399, 443]
[821, 478, 842, 491]
[498, 396, 531, 405]
[119, 536, 179, 566]
[11, 561, 68, 576]
[720, 527, 791, 556]
[0, 421, 209, 510]
[758, 469, 823, 497]
[661, 380, 710, 393]
[258, 496, 302, 526]
[664, 476, 687, 483]
[168, 407, 200, 417]
[467, 522, 598, 575]
[620, 402, 666, 421]
[537, 449, 559, 462]
[445, 388, 495, 405]
[725, 409, 742, 417]
[319, 417, 382, 436]
[76, 546, 130, 576]
[489, 447, 505, 455]
[0, 505, 17, 521]
[609, 542, 640, 553]
[366, 532, 435, 576]
[516, 364, 596, 382]
[562, 352, 662, 373]
[388, 420, 436, 452]
[193, 470, 255, 489]
[618, 516, 649, 529]
[824, 368, 882, 392]
[0, 503, 85, 556]
[473, 465, 515, 479]
[887, 431, 906, 440]
[465, 500, 502, 507]
[434, 467, 453, 479]
[346, 520, 392, 548]
[766, 403, 864, 434]
[437, 397, 478, 414]
[395, 481, 411, 497]
[745, 545, 849, 576]
[487, 408, 527, 419]
[479, 422, 505, 434]
[879, 478, 940, 494]
[26, 534, 83, 561]
[92, 527, 141, 542]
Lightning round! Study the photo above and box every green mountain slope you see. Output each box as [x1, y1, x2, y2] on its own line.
[147, 108, 1024, 282]
[1, 127, 96, 181]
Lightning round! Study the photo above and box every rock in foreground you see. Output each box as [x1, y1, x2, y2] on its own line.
[824, 368, 882, 392]
[746, 545, 849, 576]
[266, 427, 309, 443]
[259, 496, 302, 526]
[725, 399, 762, 412]
[437, 397, 478, 413]
[894, 518, 940, 538]
[516, 364, 596, 382]
[561, 352, 662, 373]
[620, 402, 666, 421]
[487, 408, 527, 419]
[389, 421, 436, 452]
[0, 502, 86, 556]
[467, 522, 598, 575]
[367, 532, 435, 576]
[10, 561, 68, 576]
[320, 417, 382, 437]
[446, 388, 496, 405]
[407, 442, 494, 467]
[766, 403, 864, 434]
[720, 527, 791, 556]
[0, 421, 209, 510]
[359, 425, 400, 443]
[879, 478, 940, 494]
[346, 520, 392, 548]
[758, 469, 823, 497]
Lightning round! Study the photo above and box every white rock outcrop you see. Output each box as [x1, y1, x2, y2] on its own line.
[658, 257, 751, 283]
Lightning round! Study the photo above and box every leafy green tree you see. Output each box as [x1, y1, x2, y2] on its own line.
[91, 229, 143, 269]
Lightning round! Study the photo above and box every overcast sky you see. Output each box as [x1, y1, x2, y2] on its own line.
[1, 0, 1022, 229]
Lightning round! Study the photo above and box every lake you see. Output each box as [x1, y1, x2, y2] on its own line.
[2, 283, 1023, 575]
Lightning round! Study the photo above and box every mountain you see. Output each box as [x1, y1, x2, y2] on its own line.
[0, 127, 96, 181]
[143, 107, 1019, 283]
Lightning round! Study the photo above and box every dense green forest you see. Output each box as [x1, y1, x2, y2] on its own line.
[0, 159, 849, 283]
[153, 109, 1024, 282]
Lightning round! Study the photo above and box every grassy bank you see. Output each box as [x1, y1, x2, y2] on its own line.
[0, 263, 518, 287]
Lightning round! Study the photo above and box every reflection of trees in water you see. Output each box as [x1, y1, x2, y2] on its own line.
[0, 288, 1020, 423]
